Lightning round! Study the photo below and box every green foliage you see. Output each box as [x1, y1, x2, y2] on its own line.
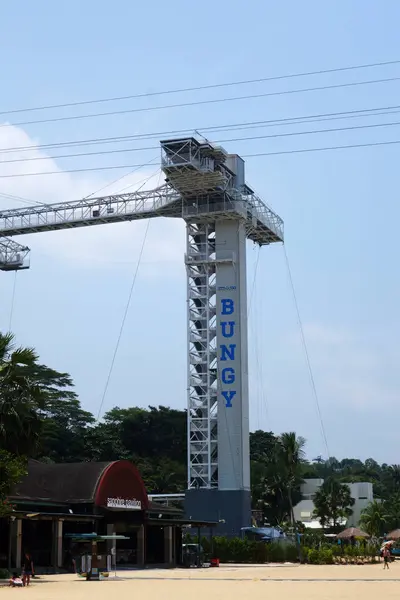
[313, 477, 355, 530]
[250, 430, 305, 525]
[0, 450, 26, 516]
[3, 328, 400, 531]
[0, 568, 10, 579]
[202, 536, 298, 563]
[0, 332, 77, 457]
[302, 543, 378, 565]
[359, 500, 389, 537]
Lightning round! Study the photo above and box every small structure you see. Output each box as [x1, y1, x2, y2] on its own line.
[66, 533, 129, 580]
[386, 529, 400, 540]
[337, 527, 369, 539]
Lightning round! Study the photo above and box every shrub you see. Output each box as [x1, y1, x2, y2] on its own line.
[211, 537, 297, 563]
[307, 549, 320, 564]
[0, 568, 10, 580]
[319, 548, 334, 564]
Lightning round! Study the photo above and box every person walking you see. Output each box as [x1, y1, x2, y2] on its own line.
[22, 552, 34, 586]
[383, 545, 390, 570]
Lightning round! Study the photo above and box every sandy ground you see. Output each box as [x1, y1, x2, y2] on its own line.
[2, 563, 400, 599]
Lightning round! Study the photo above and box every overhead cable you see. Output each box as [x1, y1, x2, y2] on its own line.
[0, 140, 400, 179]
[1, 118, 400, 166]
[283, 246, 330, 458]
[1, 59, 399, 116]
[2, 104, 400, 155]
[1, 76, 400, 130]
[0, 138, 399, 178]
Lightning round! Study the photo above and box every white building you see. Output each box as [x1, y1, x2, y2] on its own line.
[292, 479, 373, 529]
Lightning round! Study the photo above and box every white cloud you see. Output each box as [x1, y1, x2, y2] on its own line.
[0, 125, 186, 272]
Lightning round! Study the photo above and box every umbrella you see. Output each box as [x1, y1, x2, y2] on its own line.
[386, 529, 400, 540]
[337, 527, 370, 539]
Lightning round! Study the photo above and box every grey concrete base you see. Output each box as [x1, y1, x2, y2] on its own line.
[185, 489, 251, 538]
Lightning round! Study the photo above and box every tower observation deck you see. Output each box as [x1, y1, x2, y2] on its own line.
[0, 136, 283, 536]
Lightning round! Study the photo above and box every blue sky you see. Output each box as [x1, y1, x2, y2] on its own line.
[0, 0, 399, 463]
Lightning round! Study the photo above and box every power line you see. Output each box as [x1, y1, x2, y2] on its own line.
[8, 271, 17, 331]
[95, 167, 158, 420]
[0, 191, 36, 204]
[96, 215, 151, 421]
[245, 138, 400, 157]
[0, 138, 399, 179]
[248, 246, 260, 318]
[283, 246, 330, 458]
[2, 76, 400, 130]
[2, 59, 400, 117]
[82, 156, 159, 199]
[2, 118, 400, 166]
[2, 104, 400, 155]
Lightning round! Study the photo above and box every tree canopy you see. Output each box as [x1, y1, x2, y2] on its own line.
[313, 478, 355, 530]
[2, 330, 400, 529]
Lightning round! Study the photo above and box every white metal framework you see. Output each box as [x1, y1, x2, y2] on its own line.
[0, 135, 284, 496]
[186, 222, 218, 488]
[0, 237, 30, 271]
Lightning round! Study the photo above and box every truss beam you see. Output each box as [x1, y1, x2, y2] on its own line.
[0, 185, 181, 236]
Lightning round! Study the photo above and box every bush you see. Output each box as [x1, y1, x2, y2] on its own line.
[0, 568, 10, 579]
[307, 549, 320, 564]
[188, 534, 361, 565]
[319, 548, 334, 564]
[208, 537, 297, 563]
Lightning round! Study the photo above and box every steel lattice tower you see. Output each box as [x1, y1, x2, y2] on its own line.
[161, 138, 283, 534]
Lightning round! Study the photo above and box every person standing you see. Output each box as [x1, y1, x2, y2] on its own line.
[22, 552, 34, 586]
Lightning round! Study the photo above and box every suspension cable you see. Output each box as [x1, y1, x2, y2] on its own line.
[283, 245, 330, 458]
[8, 271, 17, 331]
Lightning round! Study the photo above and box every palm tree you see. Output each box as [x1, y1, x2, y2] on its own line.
[278, 432, 306, 521]
[0, 333, 44, 455]
[0, 332, 75, 456]
[278, 432, 306, 560]
[386, 493, 400, 531]
[313, 478, 354, 531]
[360, 500, 389, 537]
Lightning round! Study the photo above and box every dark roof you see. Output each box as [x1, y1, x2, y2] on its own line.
[14, 510, 102, 521]
[147, 501, 183, 514]
[147, 518, 218, 528]
[11, 460, 112, 504]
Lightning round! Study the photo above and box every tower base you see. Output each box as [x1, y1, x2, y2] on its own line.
[185, 489, 251, 537]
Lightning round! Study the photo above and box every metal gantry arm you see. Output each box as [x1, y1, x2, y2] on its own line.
[0, 237, 30, 271]
[0, 184, 182, 237]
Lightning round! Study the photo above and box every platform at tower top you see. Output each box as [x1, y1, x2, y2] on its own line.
[160, 136, 284, 245]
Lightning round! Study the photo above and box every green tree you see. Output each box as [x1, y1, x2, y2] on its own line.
[0, 450, 27, 517]
[0, 332, 77, 456]
[277, 432, 306, 560]
[39, 398, 95, 462]
[278, 432, 306, 524]
[313, 478, 354, 530]
[359, 500, 389, 537]
[96, 406, 187, 463]
[382, 493, 400, 532]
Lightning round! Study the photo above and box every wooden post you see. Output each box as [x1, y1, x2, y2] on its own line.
[137, 525, 145, 567]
